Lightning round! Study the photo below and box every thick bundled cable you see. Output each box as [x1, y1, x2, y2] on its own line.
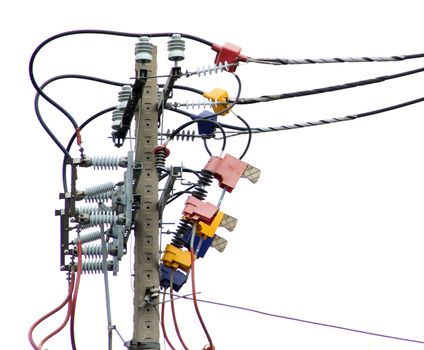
[247, 52, 424, 65]
[233, 65, 424, 105]
[28, 241, 82, 350]
[216, 95, 424, 138]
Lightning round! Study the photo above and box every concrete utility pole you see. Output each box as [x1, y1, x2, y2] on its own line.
[129, 47, 161, 350]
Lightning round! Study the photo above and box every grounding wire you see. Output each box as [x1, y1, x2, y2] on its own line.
[171, 294, 424, 345]
[247, 52, 424, 65]
[232, 65, 424, 105]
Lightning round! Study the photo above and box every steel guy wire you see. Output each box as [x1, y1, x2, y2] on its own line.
[169, 294, 424, 345]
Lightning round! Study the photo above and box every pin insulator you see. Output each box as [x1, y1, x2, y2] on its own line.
[211, 42, 247, 72]
[183, 196, 219, 225]
[162, 244, 191, 272]
[203, 88, 229, 115]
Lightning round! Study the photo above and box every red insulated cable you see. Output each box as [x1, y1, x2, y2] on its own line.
[170, 287, 190, 350]
[70, 240, 82, 350]
[38, 274, 75, 349]
[161, 293, 177, 350]
[28, 273, 76, 350]
[190, 248, 215, 350]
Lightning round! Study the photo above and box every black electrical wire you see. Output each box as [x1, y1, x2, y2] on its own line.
[159, 84, 204, 96]
[216, 95, 424, 138]
[233, 65, 424, 105]
[30, 29, 212, 103]
[166, 185, 197, 205]
[35, 74, 126, 162]
[233, 114, 252, 160]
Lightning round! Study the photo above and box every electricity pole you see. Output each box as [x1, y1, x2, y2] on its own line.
[129, 47, 161, 350]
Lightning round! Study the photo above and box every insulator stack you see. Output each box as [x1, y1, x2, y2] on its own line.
[171, 218, 192, 248]
[192, 169, 214, 200]
[84, 191, 114, 203]
[195, 61, 233, 76]
[82, 260, 112, 274]
[82, 243, 112, 258]
[153, 145, 170, 176]
[78, 223, 97, 231]
[112, 85, 132, 130]
[117, 85, 132, 109]
[92, 155, 127, 170]
[74, 230, 103, 244]
[168, 34, 185, 62]
[135, 36, 153, 63]
[84, 182, 115, 197]
[76, 205, 109, 215]
[180, 99, 225, 109]
[165, 129, 196, 142]
[89, 213, 121, 226]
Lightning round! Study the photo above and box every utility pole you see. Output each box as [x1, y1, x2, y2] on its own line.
[128, 46, 161, 350]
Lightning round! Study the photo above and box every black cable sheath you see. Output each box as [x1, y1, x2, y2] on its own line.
[234, 65, 424, 105]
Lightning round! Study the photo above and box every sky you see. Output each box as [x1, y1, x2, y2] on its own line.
[3, 0, 424, 349]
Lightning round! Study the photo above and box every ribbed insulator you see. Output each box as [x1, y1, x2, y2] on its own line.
[135, 36, 153, 63]
[82, 260, 103, 274]
[168, 33, 185, 62]
[165, 129, 196, 142]
[76, 205, 106, 215]
[112, 108, 124, 130]
[171, 218, 192, 248]
[154, 147, 169, 175]
[192, 169, 214, 200]
[195, 61, 232, 76]
[92, 155, 127, 170]
[89, 213, 118, 226]
[74, 230, 102, 244]
[78, 223, 97, 231]
[84, 191, 114, 203]
[82, 243, 112, 258]
[117, 85, 132, 110]
[85, 182, 115, 197]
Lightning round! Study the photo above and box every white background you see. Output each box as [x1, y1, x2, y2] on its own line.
[3, 0, 424, 349]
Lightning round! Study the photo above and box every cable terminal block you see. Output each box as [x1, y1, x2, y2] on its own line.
[203, 88, 230, 115]
[211, 42, 247, 72]
[162, 244, 191, 272]
[204, 154, 261, 192]
[196, 211, 237, 238]
[183, 196, 219, 225]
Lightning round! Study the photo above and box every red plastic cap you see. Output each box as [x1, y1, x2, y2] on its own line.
[212, 42, 247, 72]
[214, 154, 247, 193]
[183, 196, 219, 224]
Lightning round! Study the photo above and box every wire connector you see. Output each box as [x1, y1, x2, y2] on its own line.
[203, 88, 229, 115]
[204, 154, 261, 192]
[196, 211, 237, 238]
[211, 42, 247, 72]
[162, 244, 191, 272]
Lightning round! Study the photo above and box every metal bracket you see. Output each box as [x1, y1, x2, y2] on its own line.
[158, 166, 182, 220]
